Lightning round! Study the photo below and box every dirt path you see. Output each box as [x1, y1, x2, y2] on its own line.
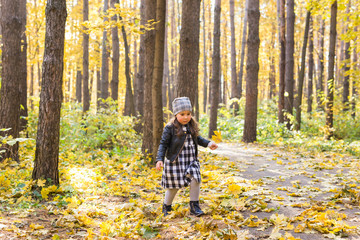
[208, 142, 360, 239]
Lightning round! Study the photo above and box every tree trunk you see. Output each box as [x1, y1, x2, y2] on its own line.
[152, 0, 166, 160]
[317, 17, 325, 111]
[294, 11, 310, 131]
[135, 0, 145, 117]
[307, 15, 314, 113]
[230, 0, 238, 111]
[242, 0, 260, 143]
[277, 0, 285, 123]
[176, 0, 201, 118]
[325, 1, 337, 139]
[284, 0, 295, 129]
[120, 15, 136, 116]
[208, 0, 221, 139]
[342, 0, 351, 111]
[82, 0, 90, 112]
[32, 0, 67, 185]
[141, 0, 156, 155]
[76, 70, 82, 103]
[110, 0, 119, 102]
[202, 0, 208, 113]
[101, 0, 109, 104]
[269, 22, 276, 99]
[352, 26, 357, 118]
[0, 0, 22, 161]
[237, 0, 248, 100]
[19, 0, 28, 131]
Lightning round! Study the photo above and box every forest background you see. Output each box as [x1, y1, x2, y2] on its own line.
[0, 0, 360, 239]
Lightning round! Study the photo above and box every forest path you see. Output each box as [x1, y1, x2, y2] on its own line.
[205, 142, 360, 239]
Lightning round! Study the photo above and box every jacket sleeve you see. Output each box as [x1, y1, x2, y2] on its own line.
[156, 124, 173, 163]
[197, 135, 210, 148]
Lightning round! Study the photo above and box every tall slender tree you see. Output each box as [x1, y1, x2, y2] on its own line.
[19, 0, 28, 131]
[152, 0, 166, 159]
[325, 0, 337, 139]
[176, 0, 201, 120]
[242, 0, 260, 143]
[110, 0, 119, 102]
[277, 0, 286, 123]
[141, 0, 156, 155]
[100, 0, 109, 104]
[82, 0, 90, 112]
[295, 11, 310, 131]
[0, 0, 22, 161]
[32, 0, 67, 185]
[208, 0, 221, 139]
[342, 0, 351, 111]
[230, 0, 238, 111]
[76, 70, 82, 102]
[351, 26, 357, 118]
[307, 15, 314, 113]
[317, 17, 325, 110]
[202, 0, 208, 113]
[135, 0, 145, 117]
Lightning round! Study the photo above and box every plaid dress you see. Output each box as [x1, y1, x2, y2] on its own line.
[161, 127, 201, 189]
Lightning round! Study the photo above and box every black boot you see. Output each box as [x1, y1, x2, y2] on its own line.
[189, 201, 204, 217]
[162, 203, 172, 216]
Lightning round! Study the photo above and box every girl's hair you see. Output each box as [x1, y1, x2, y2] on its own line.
[170, 117, 199, 137]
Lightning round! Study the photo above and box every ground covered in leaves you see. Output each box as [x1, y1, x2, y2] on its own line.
[1, 138, 360, 240]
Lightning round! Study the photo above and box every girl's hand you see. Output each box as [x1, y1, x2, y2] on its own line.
[156, 161, 163, 170]
[209, 141, 218, 150]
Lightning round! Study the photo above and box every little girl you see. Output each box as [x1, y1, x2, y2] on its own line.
[156, 97, 218, 217]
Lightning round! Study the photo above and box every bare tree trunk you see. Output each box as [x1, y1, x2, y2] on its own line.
[120, 15, 135, 116]
[269, 22, 276, 99]
[294, 11, 310, 131]
[352, 26, 357, 118]
[110, 0, 119, 102]
[317, 17, 325, 110]
[284, 0, 295, 129]
[242, 0, 260, 143]
[152, 0, 166, 160]
[0, 0, 22, 161]
[208, 0, 221, 139]
[307, 15, 314, 113]
[101, 0, 109, 104]
[342, 0, 351, 111]
[237, 0, 248, 100]
[83, 0, 90, 112]
[19, 0, 28, 131]
[230, 0, 238, 111]
[135, 0, 145, 117]
[277, 0, 286, 123]
[141, 0, 156, 155]
[176, 0, 201, 118]
[325, 1, 337, 139]
[32, 0, 67, 185]
[76, 70, 82, 103]
[202, 0, 208, 113]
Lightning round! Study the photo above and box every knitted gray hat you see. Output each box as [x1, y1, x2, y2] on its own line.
[172, 97, 192, 115]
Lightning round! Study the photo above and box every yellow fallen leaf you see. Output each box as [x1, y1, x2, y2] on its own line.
[30, 223, 44, 230]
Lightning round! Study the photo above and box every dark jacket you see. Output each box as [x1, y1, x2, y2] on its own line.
[156, 123, 210, 163]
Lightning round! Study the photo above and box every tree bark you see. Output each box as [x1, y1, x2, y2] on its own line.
[135, 0, 145, 117]
[269, 22, 276, 99]
[82, 0, 90, 112]
[141, 0, 156, 155]
[230, 0, 238, 111]
[277, 0, 285, 123]
[325, 1, 337, 139]
[152, 0, 166, 160]
[237, 0, 248, 100]
[351, 26, 357, 118]
[284, 0, 295, 129]
[176, 0, 201, 118]
[101, 0, 109, 104]
[307, 15, 314, 113]
[342, 0, 351, 111]
[242, 0, 260, 143]
[208, 0, 221, 139]
[0, 0, 22, 161]
[32, 0, 67, 185]
[110, 0, 119, 102]
[294, 11, 310, 131]
[19, 0, 28, 131]
[317, 17, 325, 110]
[202, 0, 208, 113]
[76, 70, 82, 103]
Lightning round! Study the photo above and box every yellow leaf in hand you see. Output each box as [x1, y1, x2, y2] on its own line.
[211, 131, 222, 143]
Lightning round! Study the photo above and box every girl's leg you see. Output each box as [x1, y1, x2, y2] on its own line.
[189, 178, 200, 201]
[164, 188, 179, 205]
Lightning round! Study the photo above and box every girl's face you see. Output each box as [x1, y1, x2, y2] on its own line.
[176, 111, 192, 125]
